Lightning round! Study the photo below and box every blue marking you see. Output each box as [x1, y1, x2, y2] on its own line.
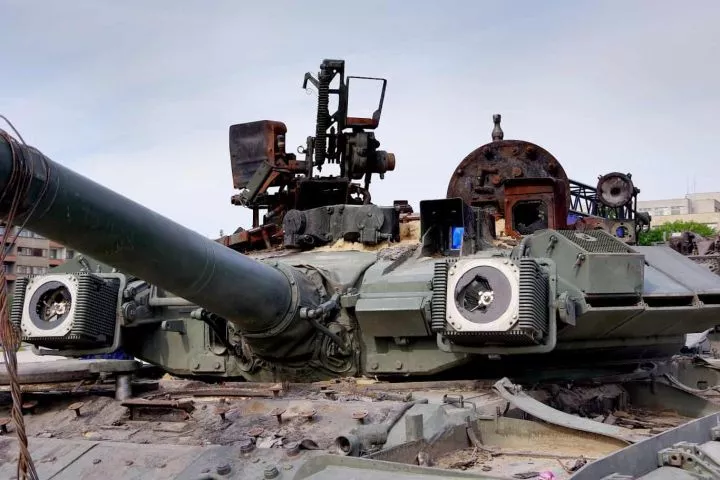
[451, 226, 464, 250]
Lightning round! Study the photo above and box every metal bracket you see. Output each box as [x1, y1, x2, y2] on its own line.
[191, 354, 226, 373]
[658, 441, 720, 477]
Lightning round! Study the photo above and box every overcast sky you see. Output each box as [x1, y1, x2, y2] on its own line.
[1, 1, 719, 237]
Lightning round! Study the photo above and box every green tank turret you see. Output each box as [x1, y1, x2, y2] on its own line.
[3, 59, 720, 384]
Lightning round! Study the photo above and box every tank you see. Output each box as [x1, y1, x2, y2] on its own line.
[4, 59, 720, 479]
[3, 59, 720, 383]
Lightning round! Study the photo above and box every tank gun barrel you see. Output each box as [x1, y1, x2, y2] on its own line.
[0, 134, 296, 335]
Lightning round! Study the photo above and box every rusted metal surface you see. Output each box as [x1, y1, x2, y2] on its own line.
[571, 216, 637, 244]
[446, 139, 571, 218]
[503, 180, 568, 237]
[0, 379, 158, 395]
[1, 373, 718, 479]
[444, 118, 643, 244]
[596, 172, 636, 208]
[215, 223, 282, 253]
[572, 216, 614, 232]
[435, 416, 620, 476]
[150, 387, 274, 398]
[122, 398, 195, 422]
[121, 398, 195, 410]
[151, 378, 493, 397]
[221, 60, 396, 253]
[493, 378, 647, 444]
[229, 120, 292, 190]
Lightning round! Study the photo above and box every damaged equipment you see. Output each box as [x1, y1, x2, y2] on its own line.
[4, 57, 720, 480]
[3, 59, 720, 384]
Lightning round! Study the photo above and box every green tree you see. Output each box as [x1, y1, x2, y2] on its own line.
[638, 220, 717, 246]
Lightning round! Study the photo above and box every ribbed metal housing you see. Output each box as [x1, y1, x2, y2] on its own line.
[430, 261, 450, 332]
[14, 273, 120, 349]
[9, 277, 29, 330]
[517, 257, 549, 339]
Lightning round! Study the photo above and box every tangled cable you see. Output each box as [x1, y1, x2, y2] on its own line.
[0, 117, 52, 480]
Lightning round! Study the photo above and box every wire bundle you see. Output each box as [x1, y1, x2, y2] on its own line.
[0, 116, 51, 480]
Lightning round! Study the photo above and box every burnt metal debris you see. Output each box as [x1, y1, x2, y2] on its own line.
[666, 231, 720, 275]
[2, 58, 720, 479]
[222, 59, 394, 252]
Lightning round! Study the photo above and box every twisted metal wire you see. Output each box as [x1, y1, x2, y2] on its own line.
[0, 123, 51, 480]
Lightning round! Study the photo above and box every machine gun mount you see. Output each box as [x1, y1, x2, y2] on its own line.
[225, 59, 395, 252]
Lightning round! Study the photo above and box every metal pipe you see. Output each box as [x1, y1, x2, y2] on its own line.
[115, 374, 132, 401]
[148, 296, 195, 307]
[0, 136, 293, 334]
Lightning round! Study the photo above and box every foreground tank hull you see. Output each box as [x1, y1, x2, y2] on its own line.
[2, 364, 720, 479]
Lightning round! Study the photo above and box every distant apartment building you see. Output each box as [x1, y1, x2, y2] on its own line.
[1, 223, 74, 292]
[637, 192, 720, 231]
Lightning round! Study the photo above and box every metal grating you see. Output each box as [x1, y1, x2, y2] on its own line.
[442, 330, 544, 345]
[71, 274, 120, 344]
[9, 277, 29, 330]
[517, 257, 549, 338]
[556, 230, 635, 254]
[430, 260, 450, 332]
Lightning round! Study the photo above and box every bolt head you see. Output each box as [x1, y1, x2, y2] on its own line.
[284, 441, 301, 456]
[239, 437, 255, 453]
[352, 410, 369, 423]
[264, 465, 280, 479]
[269, 407, 285, 417]
[216, 463, 232, 475]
